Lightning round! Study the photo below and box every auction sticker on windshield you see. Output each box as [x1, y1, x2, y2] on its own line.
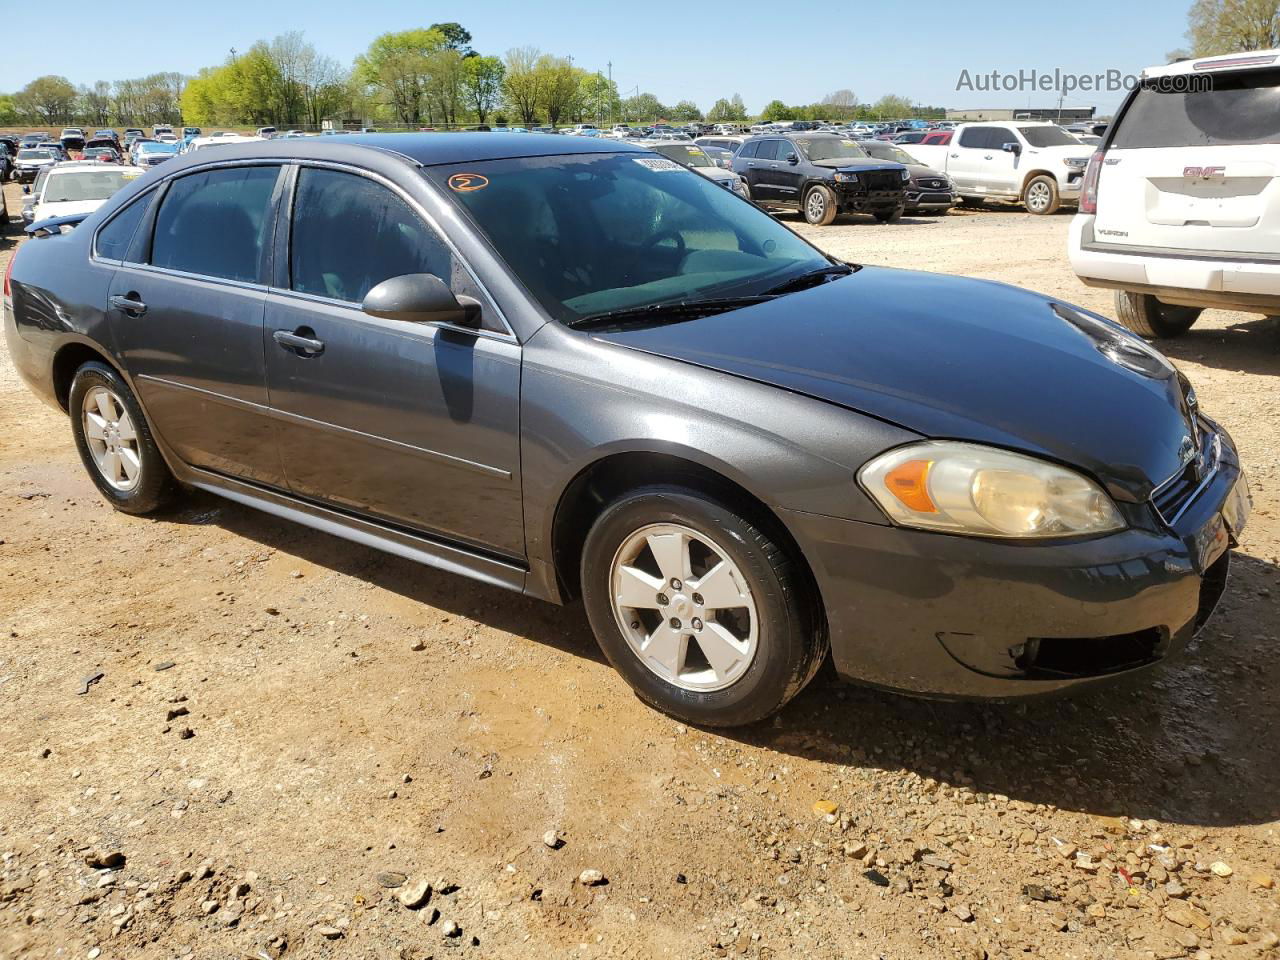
[632, 157, 683, 172]
[447, 173, 490, 192]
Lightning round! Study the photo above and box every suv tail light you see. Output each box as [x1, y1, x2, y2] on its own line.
[1079, 150, 1104, 215]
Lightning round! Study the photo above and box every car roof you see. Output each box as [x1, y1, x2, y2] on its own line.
[158, 132, 646, 169]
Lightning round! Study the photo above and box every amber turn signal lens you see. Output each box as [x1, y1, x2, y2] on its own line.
[883, 459, 937, 513]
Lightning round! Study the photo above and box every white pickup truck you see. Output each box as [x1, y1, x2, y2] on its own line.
[910, 121, 1094, 214]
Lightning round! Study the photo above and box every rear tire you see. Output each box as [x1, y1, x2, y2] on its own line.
[1023, 175, 1060, 215]
[69, 361, 180, 515]
[580, 485, 827, 727]
[1114, 291, 1201, 339]
[803, 185, 838, 226]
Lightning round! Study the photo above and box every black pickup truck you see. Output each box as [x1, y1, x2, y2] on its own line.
[731, 132, 908, 225]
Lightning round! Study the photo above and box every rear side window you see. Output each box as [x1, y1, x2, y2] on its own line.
[95, 194, 152, 262]
[151, 165, 280, 282]
[737, 141, 759, 158]
[289, 168, 453, 305]
[1112, 70, 1280, 148]
[959, 127, 999, 149]
[755, 140, 781, 160]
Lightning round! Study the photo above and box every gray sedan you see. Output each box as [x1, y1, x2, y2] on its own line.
[4, 134, 1246, 726]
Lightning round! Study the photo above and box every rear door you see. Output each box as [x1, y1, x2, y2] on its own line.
[107, 163, 286, 486]
[748, 139, 785, 201]
[263, 165, 524, 558]
[1096, 67, 1280, 260]
[947, 126, 999, 192]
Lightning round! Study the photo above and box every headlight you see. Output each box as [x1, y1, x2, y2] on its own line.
[1064, 157, 1089, 169]
[833, 171, 858, 183]
[900, 169, 911, 181]
[859, 441, 1124, 538]
[731, 177, 747, 195]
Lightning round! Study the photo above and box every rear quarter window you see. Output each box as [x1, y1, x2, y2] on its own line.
[1112, 69, 1280, 148]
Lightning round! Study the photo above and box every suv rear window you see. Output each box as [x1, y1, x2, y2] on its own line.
[1113, 69, 1280, 148]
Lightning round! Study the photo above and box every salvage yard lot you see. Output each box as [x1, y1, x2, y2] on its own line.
[2, 185, 1279, 959]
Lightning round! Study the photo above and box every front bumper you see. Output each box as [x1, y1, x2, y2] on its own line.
[15, 167, 43, 183]
[786, 423, 1245, 699]
[834, 179, 905, 214]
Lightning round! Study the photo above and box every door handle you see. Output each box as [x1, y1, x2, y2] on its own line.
[273, 328, 325, 357]
[950, 153, 959, 158]
[109, 293, 147, 315]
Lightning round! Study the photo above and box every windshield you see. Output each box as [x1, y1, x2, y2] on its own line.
[43, 169, 138, 203]
[429, 152, 830, 323]
[1018, 125, 1081, 147]
[138, 142, 177, 154]
[793, 137, 868, 161]
[18, 149, 53, 160]
[652, 144, 713, 168]
[862, 142, 918, 165]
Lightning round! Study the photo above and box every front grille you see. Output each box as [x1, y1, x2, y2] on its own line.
[1153, 460, 1200, 522]
[916, 178, 946, 189]
[864, 171, 903, 191]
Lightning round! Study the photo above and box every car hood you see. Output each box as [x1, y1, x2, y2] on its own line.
[810, 158, 903, 171]
[35, 199, 107, 219]
[695, 166, 737, 181]
[904, 163, 947, 180]
[593, 267, 1197, 500]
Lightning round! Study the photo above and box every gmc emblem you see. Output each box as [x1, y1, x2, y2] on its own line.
[1183, 165, 1226, 179]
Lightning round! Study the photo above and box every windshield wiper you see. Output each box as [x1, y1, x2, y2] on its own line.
[761, 263, 855, 296]
[568, 296, 774, 331]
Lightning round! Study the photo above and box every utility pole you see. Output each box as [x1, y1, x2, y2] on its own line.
[607, 61, 613, 125]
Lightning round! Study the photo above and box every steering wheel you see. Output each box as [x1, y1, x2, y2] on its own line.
[640, 229, 687, 261]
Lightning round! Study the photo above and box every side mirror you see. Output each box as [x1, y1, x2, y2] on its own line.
[362, 273, 481, 329]
[785, 152, 799, 165]
[1002, 141, 1022, 155]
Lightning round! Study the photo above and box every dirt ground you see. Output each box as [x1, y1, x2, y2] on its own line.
[2, 187, 1279, 960]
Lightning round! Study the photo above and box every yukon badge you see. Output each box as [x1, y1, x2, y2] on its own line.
[1183, 165, 1226, 179]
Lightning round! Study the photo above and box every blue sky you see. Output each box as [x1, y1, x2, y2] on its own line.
[7, 0, 1192, 117]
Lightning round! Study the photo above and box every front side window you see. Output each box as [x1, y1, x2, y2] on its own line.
[151, 165, 280, 282]
[431, 152, 830, 323]
[958, 126, 996, 148]
[289, 167, 458, 307]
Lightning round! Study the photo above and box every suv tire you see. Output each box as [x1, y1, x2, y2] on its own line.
[803, 185, 838, 226]
[69, 361, 180, 515]
[581, 484, 827, 727]
[1023, 175, 1060, 215]
[873, 208, 903, 223]
[1114, 291, 1202, 339]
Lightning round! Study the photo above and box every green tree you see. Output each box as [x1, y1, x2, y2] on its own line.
[430, 22, 474, 56]
[15, 75, 78, 125]
[820, 88, 859, 121]
[670, 99, 702, 121]
[758, 99, 792, 122]
[81, 81, 113, 126]
[872, 94, 914, 118]
[0, 94, 18, 126]
[621, 91, 666, 122]
[356, 28, 447, 125]
[536, 54, 578, 126]
[706, 98, 734, 122]
[1186, 0, 1280, 55]
[462, 55, 504, 124]
[502, 46, 542, 125]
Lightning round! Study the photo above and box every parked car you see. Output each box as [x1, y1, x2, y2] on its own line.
[60, 132, 86, 153]
[123, 128, 145, 146]
[81, 147, 123, 164]
[698, 143, 737, 169]
[256, 126, 278, 138]
[182, 126, 202, 138]
[13, 147, 59, 183]
[0, 174, 8, 230]
[918, 131, 952, 146]
[26, 161, 145, 225]
[2, 134, 1249, 725]
[181, 134, 262, 154]
[892, 131, 929, 144]
[859, 141, 956, 214]
[132, 141, 179, 167]
[909, 121, 1092, 214]
[1070, 48, 1280, 338]
[0, 143, 13, 183]
[732, 132, 908, 224]
[644, 141, 749, 196]
[566, 124, 599, 136]
[152, 125, 174, 138]
[695, 135, 747, 154]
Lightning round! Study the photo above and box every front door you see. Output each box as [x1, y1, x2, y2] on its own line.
[264, 166, 524, 558]
[107, 164, 286, 487]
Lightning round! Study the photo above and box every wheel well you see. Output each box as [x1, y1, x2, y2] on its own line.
[551, 452, 823, 616]
[51, 343, 113, 412]
[1020, 169, 1057, 194]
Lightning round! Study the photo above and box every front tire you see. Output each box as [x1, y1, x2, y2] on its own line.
[1114, 291, 1202, 339]
[803, 185, 838, 226]
[873, 207, 903, 223]
[69, 361, 180, 514]
[1023, 175, 1060, 215]
[581, 485, 826, 727]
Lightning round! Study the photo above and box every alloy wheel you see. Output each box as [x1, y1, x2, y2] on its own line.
[1027, 181, 1051, 213]
[805, 190, 826, 222]
[82, 385, 141, 491]
[609, 522, 759, 692]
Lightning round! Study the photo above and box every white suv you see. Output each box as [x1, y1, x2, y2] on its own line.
[1070, 49, 1280, 337]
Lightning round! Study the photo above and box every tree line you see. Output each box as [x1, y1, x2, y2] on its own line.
[0, 23, 938, 129]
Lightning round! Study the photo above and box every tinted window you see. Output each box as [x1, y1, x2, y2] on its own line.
[290, 168, 453, 306]
[1113, 70, 1280, 148]
[737, 140, 758, 158]
[755, 140, 781, 160]
[1018, 126, 1079, 147]
[152, 166, 279, 282]
[958, 126, 998, 149]
[95, 194, 151, 262]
